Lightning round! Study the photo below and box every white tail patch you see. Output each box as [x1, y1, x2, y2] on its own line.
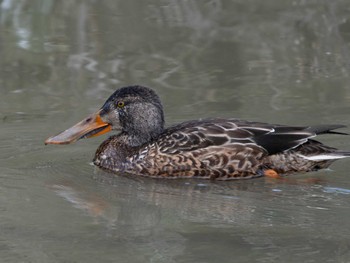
[298, 154, 349, 161]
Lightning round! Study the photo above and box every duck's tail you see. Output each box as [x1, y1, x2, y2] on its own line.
[298, 125, 350, 161]
[306, 124, 348, 135]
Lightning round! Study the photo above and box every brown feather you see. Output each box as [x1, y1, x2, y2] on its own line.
[64, 86, 350, 180]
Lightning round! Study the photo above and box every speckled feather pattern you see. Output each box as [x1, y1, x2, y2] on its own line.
[93, 118, 348, 180]
[45, 86, 350, 179]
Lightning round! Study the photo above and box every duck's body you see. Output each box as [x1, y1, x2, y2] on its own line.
[45, 85, 350, 180]
[93, 118, 348, 180]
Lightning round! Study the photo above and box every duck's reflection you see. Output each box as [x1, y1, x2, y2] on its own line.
[48, 169, 348, 261]
[48, 168, 329, 235]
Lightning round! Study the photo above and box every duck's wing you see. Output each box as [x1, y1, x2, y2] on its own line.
[157, 119, 346, 155]
[253, 124, 347, 154]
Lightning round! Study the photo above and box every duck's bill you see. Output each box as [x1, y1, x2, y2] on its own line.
[45, 111, 111, 145]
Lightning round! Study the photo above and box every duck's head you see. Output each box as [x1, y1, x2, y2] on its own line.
[45, 85, 165, 147]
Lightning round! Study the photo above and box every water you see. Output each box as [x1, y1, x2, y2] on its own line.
[1, 1, 350, 262]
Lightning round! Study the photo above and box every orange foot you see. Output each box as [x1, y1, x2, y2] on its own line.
[263, 169, 280, 179]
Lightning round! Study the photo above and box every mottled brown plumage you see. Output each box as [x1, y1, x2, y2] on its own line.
[45, 85, 350, 180]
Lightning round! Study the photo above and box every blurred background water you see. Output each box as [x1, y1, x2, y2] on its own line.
[1, 1, 350, 262]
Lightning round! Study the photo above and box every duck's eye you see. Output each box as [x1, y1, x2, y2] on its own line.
[117, 101, 125, 108]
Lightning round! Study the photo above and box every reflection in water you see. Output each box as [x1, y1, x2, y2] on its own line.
[47, 169, 350, 262]
[2, 1, 350, 120]
[49, 169, 347, 231]
[323, 186, 350, 195]
[51, 184, 108, 218]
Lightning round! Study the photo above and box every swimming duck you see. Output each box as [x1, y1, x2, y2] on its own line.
[45, 85, 350, 180]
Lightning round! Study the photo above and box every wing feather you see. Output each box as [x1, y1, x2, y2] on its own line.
[157, 118, 347, 155]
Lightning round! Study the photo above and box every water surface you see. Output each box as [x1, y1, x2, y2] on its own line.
[1, 1, 350, 262]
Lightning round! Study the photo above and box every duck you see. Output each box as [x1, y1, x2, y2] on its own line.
[45, 85, 350, 180]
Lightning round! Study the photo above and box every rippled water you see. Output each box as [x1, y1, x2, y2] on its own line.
[2, 1, 350, 262]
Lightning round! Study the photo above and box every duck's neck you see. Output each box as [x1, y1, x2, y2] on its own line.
[119, 100, 165, 147]
[120, 131, 162, 147]
[120, 114, 165, 147]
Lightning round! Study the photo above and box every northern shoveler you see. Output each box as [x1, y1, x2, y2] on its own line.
[45, 85, 350, 180]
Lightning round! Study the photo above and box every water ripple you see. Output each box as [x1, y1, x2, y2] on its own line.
[323, 186, 350, 195]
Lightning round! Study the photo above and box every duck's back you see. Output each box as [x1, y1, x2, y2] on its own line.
[117, 119, 348, 179]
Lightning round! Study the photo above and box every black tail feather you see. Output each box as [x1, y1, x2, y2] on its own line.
[334, 151, 350, 157]
[307, 125, 348, 135]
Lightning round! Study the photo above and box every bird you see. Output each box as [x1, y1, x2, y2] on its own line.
[45, 85, 350, 180]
